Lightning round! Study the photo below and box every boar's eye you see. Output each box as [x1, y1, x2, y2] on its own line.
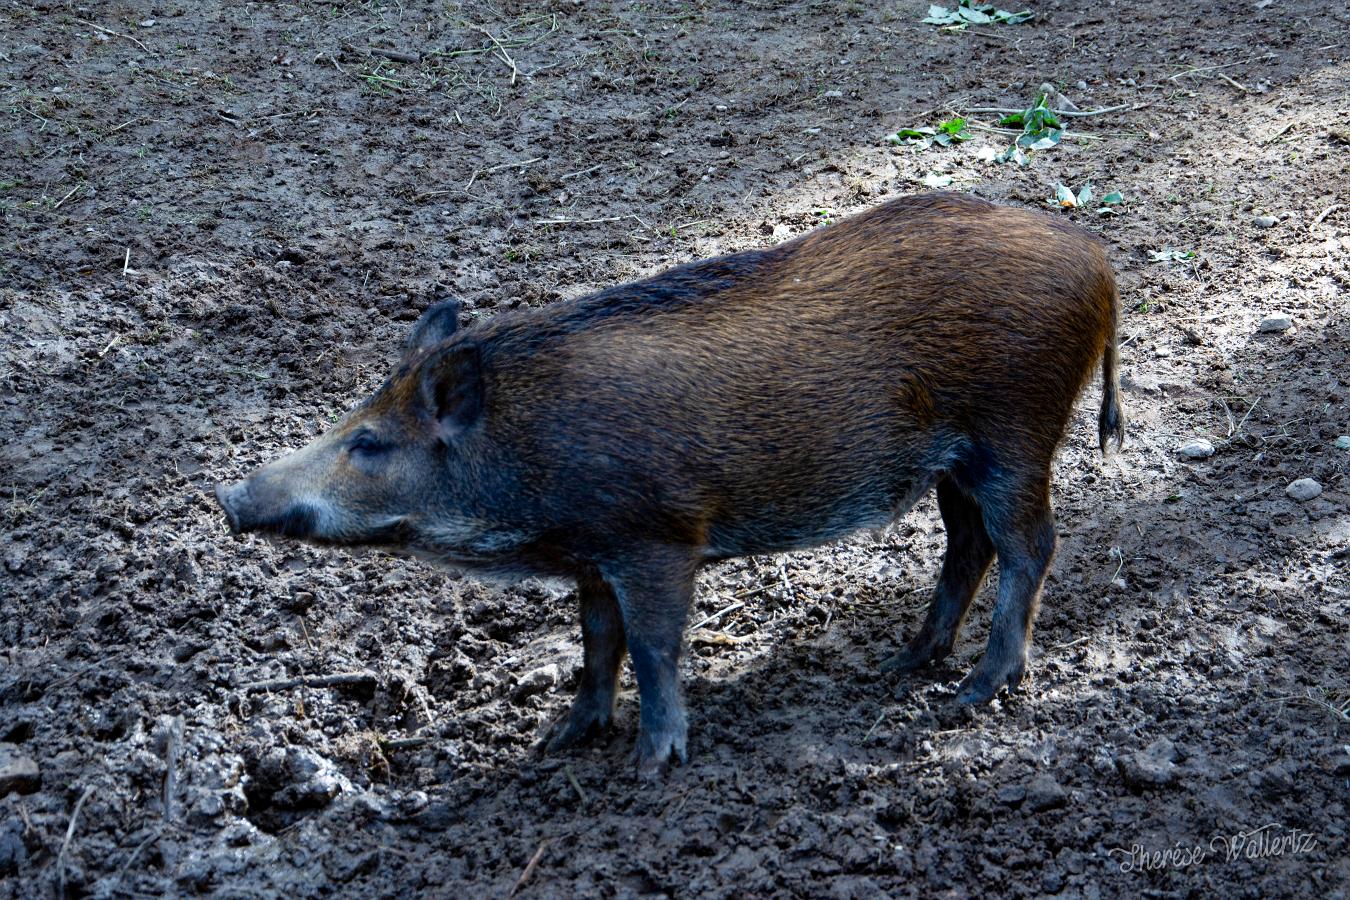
[346, 430, 388, 459]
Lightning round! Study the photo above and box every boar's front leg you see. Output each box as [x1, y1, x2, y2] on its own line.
[602, 546, 697, 778]
[547, 573, 627, 752]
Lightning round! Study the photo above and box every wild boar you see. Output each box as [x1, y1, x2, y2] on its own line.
[214, 192, 1124, 776]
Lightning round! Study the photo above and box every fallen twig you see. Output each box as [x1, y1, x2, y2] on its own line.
[242, 671, 378, 693]
[57, 786, 96, 897]
[510, 840, 550, 897]
[1311, 203, 1342, 233]
[369, 47, 421, 64]
[1215, 72, 1251, 93]
[72, 17, 150, 53]
[382, 736, 429, 751]
[114, 828, 162, 887]
[561, 164, 602, 180]
[564, 765, 588, 804]
[692, 600, 745, 630]
[52, 184, 80, 211]
[466, 23, 519, 85]
[961, 102, 1133, 118]
[162, 716, 183, 822]
[535, 213, 649, 228]
[487, 156, 543, 173]
[863, 710, 887, 741]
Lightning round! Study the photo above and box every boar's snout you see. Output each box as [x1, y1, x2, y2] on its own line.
[214, 482, 244, 534]
[213, 479, 321, 540]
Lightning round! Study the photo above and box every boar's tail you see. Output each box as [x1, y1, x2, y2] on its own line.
[1097, 283, 1126, 456]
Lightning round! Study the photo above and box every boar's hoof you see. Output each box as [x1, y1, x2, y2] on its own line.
[955, 656, 1028, 705]
[544, 702, 612, 754]
[632, 728, 688, 780]
[878, 639, 950, 674]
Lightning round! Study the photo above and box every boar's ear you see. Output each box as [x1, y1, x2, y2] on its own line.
[405, 299, 461, 355]
[417, 342, 483, 441]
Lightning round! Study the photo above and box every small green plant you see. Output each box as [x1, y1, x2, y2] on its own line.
[1149, 247, 1197, 264]
[1046, 184, 1125, 215]
[997, 93, 1063, 165]
[922, 0, 1032, 30]
[812, 207, 837, 225]
[886, 116, 972, 149]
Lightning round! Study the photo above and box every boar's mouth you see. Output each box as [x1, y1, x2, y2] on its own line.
[215, 482, 322, 541]
[253, 505, 322, 540]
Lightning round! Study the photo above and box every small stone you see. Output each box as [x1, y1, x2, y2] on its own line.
[0, 745, 41, 796]
[996, 784, 1026, 806]
[1253, 214, 1278, 228]
[1179, 438, 1215, 459]
[1075, 80, 1088, 91]
[1025, 773, 1068, 812]
[1285, 478, 1322, 502]
[771, 224, 791, 241]
[1117, 738, 1178, 789]
[1334, 435, 1350, 451]
[273, 747, 350, 810]
[822, 90, 843, 98]
[1258, 313, 1293, 332]
[511, 664, 559, 703]
[714, 104, 728, 112]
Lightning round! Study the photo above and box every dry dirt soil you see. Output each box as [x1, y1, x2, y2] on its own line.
[2, 0, 1348, 897]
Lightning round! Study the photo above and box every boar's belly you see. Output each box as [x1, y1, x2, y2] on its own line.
[702, 470, 936, 558]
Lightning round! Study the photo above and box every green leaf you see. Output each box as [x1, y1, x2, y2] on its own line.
[1101, 191, 1124, 204]
[938, 117, 966, 134]
[1076, 183, 1094, 206]
[999, 112, 1025, 127]
[1054, 184, 1077, 207]
[922, 172, 954, 188]
[1021, 128, 1063, 150]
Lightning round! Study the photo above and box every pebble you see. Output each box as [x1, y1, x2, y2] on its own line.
[714, 104, 728, 112]
[771, 223, 791, 241]
[1076, 80, 1088, 91]
[0, 744, 41, 796]
[1334, 435, 1350, 450]
[1253, 214, 1278, 228]
[1258, 313, 1293, 333]
[822, 90, 843, 98]
[1179, 438, 1215, 459]
[1117, 737, 1179, 789]
[511, 664, 559, 702]
[1025, 773, 1068, 812]
[1285, 478, 1322, 502]
[270, 747, 350, 809]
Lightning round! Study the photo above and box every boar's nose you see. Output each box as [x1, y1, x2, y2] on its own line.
[214, 482, 244, 534]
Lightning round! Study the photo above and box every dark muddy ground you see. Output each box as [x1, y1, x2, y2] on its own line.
[2, 0, 1347, 897]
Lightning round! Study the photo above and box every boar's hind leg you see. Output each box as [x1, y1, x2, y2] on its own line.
[547, 573, 627, 752]
[604, 548, 697, 778]
[881, 477, 995, 674]
[956, 474, 1056, 705]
